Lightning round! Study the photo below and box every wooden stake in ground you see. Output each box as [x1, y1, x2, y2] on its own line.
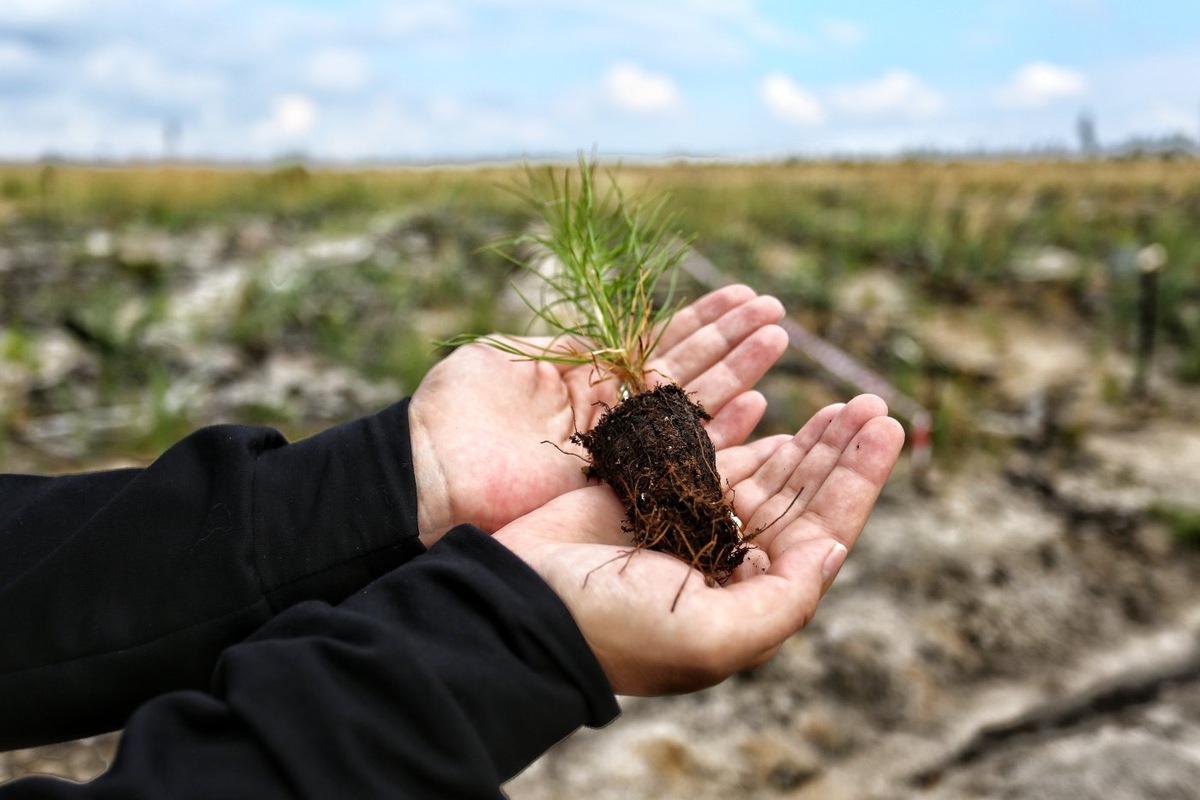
[1132, 243, 1167, 399]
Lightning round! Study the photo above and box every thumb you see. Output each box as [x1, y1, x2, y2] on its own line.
[724, 537, 846, 658]
[771, 536, 849, 596]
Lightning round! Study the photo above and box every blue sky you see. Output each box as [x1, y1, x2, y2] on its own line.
[1, 0, 1197, 161]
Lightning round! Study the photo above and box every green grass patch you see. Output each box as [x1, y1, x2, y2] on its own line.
[1149, 503, 1200, 549]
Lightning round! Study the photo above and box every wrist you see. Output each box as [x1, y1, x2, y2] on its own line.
[407, 399, 452, 548]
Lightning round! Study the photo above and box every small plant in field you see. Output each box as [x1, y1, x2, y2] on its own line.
[445, 155, 750, 602]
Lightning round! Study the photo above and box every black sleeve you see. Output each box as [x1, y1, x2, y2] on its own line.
[0, 526, 621, 799]
[0, 399, 426, 751]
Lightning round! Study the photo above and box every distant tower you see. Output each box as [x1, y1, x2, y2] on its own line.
[163, 117, 182, 162]
[1077, 110, 1099, 157]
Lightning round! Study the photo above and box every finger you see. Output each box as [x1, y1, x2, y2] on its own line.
[705, 536, 837, 670]
[650, 294, 785, 390]
[705, 390, 767, 450]
[715, 434, 794, 487]
[664, 324, 788, 419]
[725, 402, 845, 522]
[536, 287, 761, 375]
[653, 284, 760, 352]
[763, 413, 905, 562]
[734, 547, 771, 581]
[745, 396, 891, 545]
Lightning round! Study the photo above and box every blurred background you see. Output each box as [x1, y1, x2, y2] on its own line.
[2, 2, 1200, 799]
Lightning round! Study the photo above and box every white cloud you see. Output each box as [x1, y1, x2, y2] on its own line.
[604, 63, 680, 113]
[831, 70, 944, 119]
[822, 19, 865, 47]
[254, 93, 318, 142]
[995, 61, 1087, 108]
[762, 73, 825, 126]
[316, 92, 557, 160]
[306, 48, 371, 93]
[82, 43, 224, 105]
[275, 94, 317, 135]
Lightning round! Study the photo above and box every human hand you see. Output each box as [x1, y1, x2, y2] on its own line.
[408, 285, 789, 546]
[493, 394, 904, 696]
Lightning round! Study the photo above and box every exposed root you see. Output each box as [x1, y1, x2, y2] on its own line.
[570, 383, 807, 610]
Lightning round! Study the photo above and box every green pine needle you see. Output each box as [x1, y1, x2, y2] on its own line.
[442, 154, 692, 394]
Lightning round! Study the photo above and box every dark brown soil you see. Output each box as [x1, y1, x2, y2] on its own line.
[571, 383, 747, 587]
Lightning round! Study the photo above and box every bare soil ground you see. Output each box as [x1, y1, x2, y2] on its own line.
[3, 220, 1199, 798]
[505, 361, 1200, 798]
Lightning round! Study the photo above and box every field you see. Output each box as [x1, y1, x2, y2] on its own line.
[3, 158, 1200, 797]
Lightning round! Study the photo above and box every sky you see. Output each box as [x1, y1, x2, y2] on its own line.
[1, 0, 1198, 162]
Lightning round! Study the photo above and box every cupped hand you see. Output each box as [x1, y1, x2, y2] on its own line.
[408, 285, 789, 546]
[493, 394, 905, 696]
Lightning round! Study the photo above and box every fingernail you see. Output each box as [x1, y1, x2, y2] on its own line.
[821, 542, 848, 585]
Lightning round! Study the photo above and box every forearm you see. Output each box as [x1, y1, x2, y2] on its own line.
[0, 399, 425, 749]
[1, 527, 619, 799]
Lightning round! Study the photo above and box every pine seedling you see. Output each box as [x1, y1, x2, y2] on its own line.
[447, 155, 751, 604]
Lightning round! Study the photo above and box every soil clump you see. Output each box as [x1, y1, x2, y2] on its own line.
[571, 383, 746, 588]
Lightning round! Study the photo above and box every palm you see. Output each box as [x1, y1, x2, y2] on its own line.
[494, 394, 905, 696]
[409, 286, 789, 542]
